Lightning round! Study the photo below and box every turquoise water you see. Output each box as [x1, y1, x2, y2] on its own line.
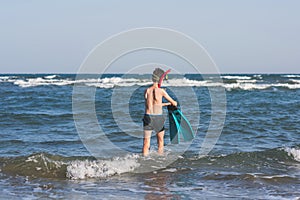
[0, 74, 299, 199]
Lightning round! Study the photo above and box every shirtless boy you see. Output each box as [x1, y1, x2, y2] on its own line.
[142, 68, 177, 156]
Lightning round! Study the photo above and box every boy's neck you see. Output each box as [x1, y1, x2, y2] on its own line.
[153, 82, 159, 88]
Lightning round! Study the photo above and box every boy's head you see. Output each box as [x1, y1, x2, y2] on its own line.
[152, 68, 165, 83]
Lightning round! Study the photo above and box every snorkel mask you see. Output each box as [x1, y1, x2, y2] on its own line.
[152, 68, 171, 88]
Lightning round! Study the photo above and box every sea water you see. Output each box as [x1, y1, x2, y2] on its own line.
[0, 74, 299, 199]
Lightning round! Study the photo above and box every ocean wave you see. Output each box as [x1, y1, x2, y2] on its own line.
[201, 172, 299, 185]
[221, 75, 252, 80]
[44, 75, 59, 79]
[0, 76, 10, 80]
[253, 74, 263, 79]
[282, 75, 300, 78]
[223, 83, 269, 90]
[13, 78, 76, 87]
[88, 77, 300, 90]
[0, 76, 299, 90]
[66, 154, 140, 179]
[236, 79, 257, 83]
[224, 83, 300, 90]
[86, 77, 150, 88]
[284, 147, 300, 162]
[290, 79, 300, 84]
[190, 146, 300, 168]
[0, 153, 140, 180]
[1, 147, 299, 180]
[0, 76, 18, 83]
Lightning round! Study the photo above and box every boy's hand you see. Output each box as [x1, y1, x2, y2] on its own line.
[172, 101, 178, 107]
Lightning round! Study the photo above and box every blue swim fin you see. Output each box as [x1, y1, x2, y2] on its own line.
[167, 105, 195, 144]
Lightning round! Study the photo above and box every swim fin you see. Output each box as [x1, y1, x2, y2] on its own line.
[167, 105, 195, 144]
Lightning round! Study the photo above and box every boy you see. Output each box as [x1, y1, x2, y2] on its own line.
[142, 68, 177, 156]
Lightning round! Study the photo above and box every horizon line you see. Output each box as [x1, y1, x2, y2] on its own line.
[0, 72, 299, 75]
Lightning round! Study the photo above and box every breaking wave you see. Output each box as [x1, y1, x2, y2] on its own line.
[1, 74, 300, 90]
[0, 153, 140, 180]
[285, 147, 300, 162]
[221, 75, 252, 80]
[0, 147, 299, 180]
[66, 154, 140, 180]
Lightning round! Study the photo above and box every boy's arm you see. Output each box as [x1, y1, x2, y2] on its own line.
[161, 89, 177, 107]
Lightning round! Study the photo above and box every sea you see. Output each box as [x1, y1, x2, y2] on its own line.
[0, 73, 299, 199]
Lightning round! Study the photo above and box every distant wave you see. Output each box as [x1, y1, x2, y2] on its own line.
[44, 75, 59, 79]
[1, 75, 300, 90]
[282, 75, 300, 78]
[290, 79, 300, 84]
[221, 75, 252, 80]
[0, 76, 10, 80]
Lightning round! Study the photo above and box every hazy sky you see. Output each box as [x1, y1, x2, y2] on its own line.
[0, 0, 299, 73]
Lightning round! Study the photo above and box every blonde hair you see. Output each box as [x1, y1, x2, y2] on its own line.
[152, 68, 165, 82]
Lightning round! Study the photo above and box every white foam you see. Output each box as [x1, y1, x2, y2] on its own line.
[285, 147, 300, 162]
[66, 154, 140, 179]
[253, 74, 263, 79]
[13, 77, 150, 88]
[0, 76, 20, 83]
[13, 78, 76, 87]
[44, 75, 58, 79]
[6, 76, 300, 90]
[25, 155, 39, 163]
[250, 173, 295, 179]
[105, 77, 140, 83]
[0, 76, 10, 80]
[282, 75, 300, 78]
[162, 168, 177, 173]
[236, 79, 257, 83]
[86, 77, 151, 88]
[164, 78, 212, 87]
[79, 77, 213, 88]
[13, 77, 99, 87]
[221, 75, 252, 80]
[25, 153, 64, 169]
[224, 82, 300, 90]
[273, 83, 300, 89]
[290, 79, 300, 84]
[85, 82, 114, 88]
[0, 76, 10, 83]
[223, 83, 269, 90]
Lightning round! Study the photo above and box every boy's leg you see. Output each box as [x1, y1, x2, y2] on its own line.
[157, 130, 165, 155]
[143, 130, 152, 156]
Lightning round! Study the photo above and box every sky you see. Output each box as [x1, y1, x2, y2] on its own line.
[0, 0, 299, 74]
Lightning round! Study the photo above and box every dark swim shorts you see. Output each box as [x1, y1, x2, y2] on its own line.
[143, 114, 165, 133]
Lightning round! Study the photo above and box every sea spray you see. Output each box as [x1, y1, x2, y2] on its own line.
[285, 147, 300, 162]
[66, 154, 140, 179]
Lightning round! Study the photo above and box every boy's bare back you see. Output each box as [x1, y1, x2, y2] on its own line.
[144, 86, 176, 115]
